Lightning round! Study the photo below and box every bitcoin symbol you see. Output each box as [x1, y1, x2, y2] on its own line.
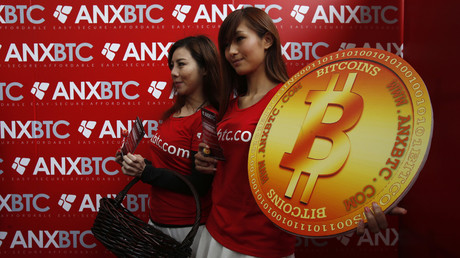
[249, 48, 431, 237]
[280, 73, 364, 204]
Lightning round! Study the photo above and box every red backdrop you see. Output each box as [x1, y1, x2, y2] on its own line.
[398, 0, 459, 257]
[0, 0, 457, 257]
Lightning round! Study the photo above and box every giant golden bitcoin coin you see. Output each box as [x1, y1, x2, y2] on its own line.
[248, 48, 432, 237]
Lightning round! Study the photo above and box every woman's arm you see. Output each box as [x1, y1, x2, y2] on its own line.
[121, 152, 213, 196]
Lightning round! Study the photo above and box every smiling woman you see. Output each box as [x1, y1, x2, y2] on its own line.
[193, 7, 405, 258]
[170, 47, 205, 102]
[194, 7, 296, 258]
[115, 35, 221, 258]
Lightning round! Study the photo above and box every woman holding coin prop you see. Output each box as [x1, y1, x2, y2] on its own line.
[195, 7, 407, 257]
[116, 35, 221, 257]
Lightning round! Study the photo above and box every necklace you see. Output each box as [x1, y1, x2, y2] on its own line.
[175, 101, 207, 118]
[194, 101, 207, 112]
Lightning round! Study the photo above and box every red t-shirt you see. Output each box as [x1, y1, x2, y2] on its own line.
[206, 84, 296, 257]
[148, 110, 212, 225]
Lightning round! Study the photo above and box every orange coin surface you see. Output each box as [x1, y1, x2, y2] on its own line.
[248, 48, 433, 237]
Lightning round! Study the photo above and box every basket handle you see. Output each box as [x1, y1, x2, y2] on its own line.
[114, 177, 140, 205]
[113, 172, 201, 250]
[168, 171, 202, 249]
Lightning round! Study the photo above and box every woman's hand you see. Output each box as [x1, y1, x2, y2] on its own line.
[356, 203, 407, 235]
[120, 153, 146, 177]
[195, 143, 218, 174]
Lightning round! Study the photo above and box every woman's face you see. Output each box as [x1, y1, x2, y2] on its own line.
[225, 21, 270, 76]
[170, 47, 204, 97]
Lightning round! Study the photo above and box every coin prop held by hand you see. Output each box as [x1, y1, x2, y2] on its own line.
[248, 48, 432, 237]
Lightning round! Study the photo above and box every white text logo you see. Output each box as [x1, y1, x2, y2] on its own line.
[1, 120, 70, 139]
[291, 5, 309, 23]
[32, 157, 118, 176]
[0, 194, 50, 212]
[148, 81, 167, 99]
[173, 5, 191, 23]
[74, 5, 164, 24]
[102, 43, 121, 61]
[52, 81, 140, 100]
[79, 193, 149, 212]
[8, 230, 96, 248]
[78, 120, 96, 138]
[310, 5, 398, 24]
[58, 194, 77, 211]
[282, 42, 329, 61]
[193, 4, 282, 23]
[12, 157, 31, 175]
[54, 5, 72, 23]
[31, 82, 50, 100]
[122, 42, 173, 61]
[99, 120, 160, 138]
[4, 43, 93, 62]
[0, 5, 44, 24]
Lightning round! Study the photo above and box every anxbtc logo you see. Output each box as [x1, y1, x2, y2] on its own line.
[102, 43, 121, 61]
[192, 4, 282, 23]
[98, 119, 161, 138]
[80, 194, 149, 212]
[0, 194, 50, 212]
[99, 42, 173, 61]
[12, 157, 31, 175]
[309, 5, 399, 24]
[54, 5, 73, 23]
[58, 194, 77, 211]
[31, 82, 49, 100]
[0, 5, 45, 24]
[291, 5, 309, 23]
[78, 120, 97, 138]
[123, 42, 173, 61]
[173, 5, 191, 23]
[73, 5, 164, 24]
[28, 157, 119, 176]
[282, 42, 329, 61]
[8, 230, 96, 248]
[148, 81, 167, 99]
[53, 81, 140, 100]
[4, 43, 93, 62]
[0, 120, 70, 139]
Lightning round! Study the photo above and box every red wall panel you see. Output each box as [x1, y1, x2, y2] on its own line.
[4, 1, 454, 257]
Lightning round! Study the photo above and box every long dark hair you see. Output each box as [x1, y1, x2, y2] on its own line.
[162, 35, 221, 120]
[217, 7, 288, 119]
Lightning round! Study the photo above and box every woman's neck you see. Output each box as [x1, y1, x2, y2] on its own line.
[238, 72, 277, 109]
[245, 71, 277, 97]
[176, 95, 206, 117]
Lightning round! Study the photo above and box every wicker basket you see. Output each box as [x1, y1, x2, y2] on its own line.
[91, 171, 201, 258]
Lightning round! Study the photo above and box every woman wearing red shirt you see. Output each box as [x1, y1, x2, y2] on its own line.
[118, 35, 221, 257]
[195, 7, 406, 258]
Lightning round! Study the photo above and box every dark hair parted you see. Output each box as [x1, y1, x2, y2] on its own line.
[162, 35, 221, 121]
[217, 7, 288, 119]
